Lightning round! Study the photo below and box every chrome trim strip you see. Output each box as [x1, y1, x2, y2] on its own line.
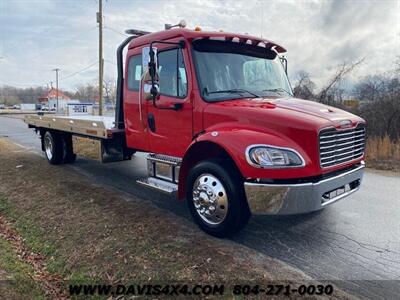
[320, 139, 365, 149]
[321, 143, 364, 154]
[321, 148, 364, 161]
[320, 130, 365, 139]
[320, 135, 365, 144]
[318, 161, 364, 184]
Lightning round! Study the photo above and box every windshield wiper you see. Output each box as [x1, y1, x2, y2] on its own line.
[262, 88, 292, 96]
[205, 88, 261, 98]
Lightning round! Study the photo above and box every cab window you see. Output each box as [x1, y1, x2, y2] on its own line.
[127, 54, 142, 91]
[158, 49, 187, 98]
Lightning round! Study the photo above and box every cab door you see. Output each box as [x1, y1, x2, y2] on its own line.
[145, 46, 193, 157]
[124, 49, 149, 151]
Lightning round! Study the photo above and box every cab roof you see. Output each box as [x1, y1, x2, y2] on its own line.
[127, 28, 286, 53]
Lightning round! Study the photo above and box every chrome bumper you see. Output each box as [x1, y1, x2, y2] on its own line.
[244, 162, 365, 215]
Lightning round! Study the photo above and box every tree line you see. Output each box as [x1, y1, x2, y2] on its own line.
[0, 77, 117, 107]
[293, 57, 400, 140]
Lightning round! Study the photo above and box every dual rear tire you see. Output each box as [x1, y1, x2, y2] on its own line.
[43, 131, 76, 165]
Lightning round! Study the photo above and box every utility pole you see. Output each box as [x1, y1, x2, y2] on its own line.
[53, 68, 60, 113]
[97, 0, 103, 116]
[0, 57, 3, 104]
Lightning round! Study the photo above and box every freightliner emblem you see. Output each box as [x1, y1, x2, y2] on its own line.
[339, 119, 352, 128]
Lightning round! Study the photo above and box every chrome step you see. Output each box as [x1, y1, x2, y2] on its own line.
[147, 153, 181, 184]
[136, 177, 178, 194]
[147, 153, 182, 166]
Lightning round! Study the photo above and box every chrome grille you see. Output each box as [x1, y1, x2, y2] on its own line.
[319, 124, 365, 168]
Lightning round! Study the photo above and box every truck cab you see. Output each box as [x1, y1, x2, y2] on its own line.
[25, 24, 366, 237]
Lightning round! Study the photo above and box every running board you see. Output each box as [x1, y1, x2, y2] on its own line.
[136, 177, 178, 194]
[147, 153, 182, 166]
[147, 153, 181, 184]
[136, 153, 182, 194]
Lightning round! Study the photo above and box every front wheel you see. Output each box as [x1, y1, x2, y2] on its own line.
[186, 159, 250, 237]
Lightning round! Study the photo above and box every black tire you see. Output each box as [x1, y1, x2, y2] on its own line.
[62, 135, 76, 164]
[186, 159, 250, 237]
[43, 131, 63, 165]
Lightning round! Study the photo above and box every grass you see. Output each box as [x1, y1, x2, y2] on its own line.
[366, 136, 400, 172]
[0, 237, 45, 300]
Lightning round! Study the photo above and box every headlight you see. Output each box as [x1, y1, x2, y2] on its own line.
[246, 145, 305, 168]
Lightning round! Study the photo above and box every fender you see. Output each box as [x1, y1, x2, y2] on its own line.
[178, 123, 315, 199]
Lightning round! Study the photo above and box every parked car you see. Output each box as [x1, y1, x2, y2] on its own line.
[0, 104, 5, 109]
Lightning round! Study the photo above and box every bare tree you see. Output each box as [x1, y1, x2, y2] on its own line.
[317, 58, 364, 104]
[353, 74, 400, 140]
[0, 85, 47, 105]
[103, 77, 117, 107]
[293, 71, 316, 100]
[73, 83, 99, 103]
[395, 56, 400, 76]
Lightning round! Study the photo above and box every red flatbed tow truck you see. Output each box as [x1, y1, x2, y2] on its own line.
[24, 22, 366, 237]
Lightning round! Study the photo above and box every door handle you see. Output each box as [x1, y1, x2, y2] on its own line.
[153, 100, 183, 111]
[172, 103, 183, 110]
[147, 113, 156, 132]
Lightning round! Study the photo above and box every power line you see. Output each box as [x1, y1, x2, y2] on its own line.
[59, 61, 98, 81]
[104, 59, 117, 66]
[29, 26, 97, 60]
[104, 26, 129, 37]
[2, 61, 99, 87]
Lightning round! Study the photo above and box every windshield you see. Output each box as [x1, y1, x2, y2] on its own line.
[192, 39, 292, 102]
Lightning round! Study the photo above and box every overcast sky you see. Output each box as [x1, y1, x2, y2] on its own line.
[0, 0, 399, 91]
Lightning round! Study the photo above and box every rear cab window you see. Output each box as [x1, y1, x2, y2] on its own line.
[127, 54, 142, 91]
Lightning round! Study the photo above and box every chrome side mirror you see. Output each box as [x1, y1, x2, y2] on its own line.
[280, 55, 288, 75]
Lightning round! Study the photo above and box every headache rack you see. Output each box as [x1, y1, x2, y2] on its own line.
[319, 123, 366, 168]
[115, 28, 151, 130]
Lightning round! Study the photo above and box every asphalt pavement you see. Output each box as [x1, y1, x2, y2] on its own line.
[0, 115, 399, 299]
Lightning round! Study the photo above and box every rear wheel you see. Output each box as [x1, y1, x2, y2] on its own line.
[62, 135, 76, 164]
[43, 131, 63, 165]
[186, 159, 250, 237]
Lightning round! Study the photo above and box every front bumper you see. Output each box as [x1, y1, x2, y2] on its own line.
[244, 162, 365, 215]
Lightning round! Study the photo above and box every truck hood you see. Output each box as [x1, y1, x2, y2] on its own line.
[203, 97, 364, 132]
[202, 97, 365, 176]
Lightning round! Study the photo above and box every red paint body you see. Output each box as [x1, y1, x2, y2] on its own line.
[122, 29, 365, 197]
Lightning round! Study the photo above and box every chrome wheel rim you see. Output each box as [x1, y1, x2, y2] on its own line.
[192, 173, 228, 225]
[44, 135, 53, 160]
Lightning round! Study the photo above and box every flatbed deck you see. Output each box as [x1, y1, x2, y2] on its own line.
[24, 114, 123, 139]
